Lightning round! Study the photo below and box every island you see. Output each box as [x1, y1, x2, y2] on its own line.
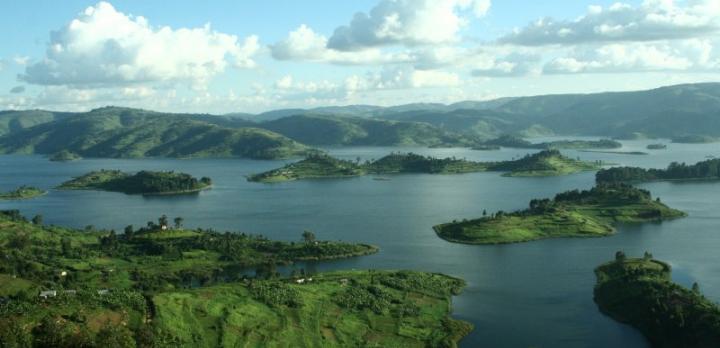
[671, 135, 718, 144]
[58, 169, 213, 195]
[433, 183, 685, 245]
[597, 158, 720, 184]
[49, 150, 82, 162]
[470, 144, 501, 151]
[579, 150, 649, 155]
[0, 210, 472, 347]
[248, 150, 603, 183]
[478, 135, 622, 150]
[594, 253, 720, 347]
[646, 144, 667, 150]
[0, 185, 46, 200]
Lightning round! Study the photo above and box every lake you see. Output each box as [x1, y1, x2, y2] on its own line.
[2, 138, 720, 347]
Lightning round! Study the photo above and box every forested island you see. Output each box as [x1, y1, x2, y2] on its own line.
[58, 170, 213, 195]
[646, 144, 667, 150]
[671, 135, 718, 144]
[594, 253, 720, 347]
[0, 186, 46, 200]
[49, 150, 82, 162]
[596, 159, 720, 183]
[0, 211, 473, 347]
[478, 135, 621, 150]
[433, 184, 685, 244]
[248, 150, 602, 183]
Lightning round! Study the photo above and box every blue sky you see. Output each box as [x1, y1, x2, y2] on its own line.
[1, 0, 719, 113]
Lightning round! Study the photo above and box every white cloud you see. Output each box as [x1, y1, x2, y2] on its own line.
[346, 66, 461, 93]
[471, 51, 541, 77]
[500, 0, 720, 46]
[13, 56, 30, 66]
[20, 2, 260, 88]
[270, 24, 411, 65]
[327, 0, 491, 51]
[543, 40, 720, 74]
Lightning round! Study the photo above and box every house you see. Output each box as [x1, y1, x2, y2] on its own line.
[39, 290, 57, 299]
[97, 289, 110, 295]
[295, 278, 305, 284]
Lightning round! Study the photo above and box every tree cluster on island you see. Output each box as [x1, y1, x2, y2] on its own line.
[58, 170, 213, 195]
[594, 253, 720, 347]
[597, 158, 720, 183]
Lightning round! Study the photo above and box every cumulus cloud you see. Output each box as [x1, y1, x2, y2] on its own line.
[327, 0, 491, 51]
[20, 2, 260, 88]
[346, 67, 461, 93]
[13, 56, 30, 66]
[9, 86, 26, 94]
[500, 0, 720, 46]
[544, 40, 720, 74]
[471, 51, 541, 77]
[270, 24, 411, 65]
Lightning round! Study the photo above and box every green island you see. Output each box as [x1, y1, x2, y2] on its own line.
[0, 212, 474, 347]
[49, 150, 82, 162]
[58, 170, 213, 195]
[597, 158, 720, 183]
[646, 143, 667, 150]
[579, 150, 648, 155]
[248, 150, 602, 183]
[671, 135, 718, 144]
[433, 183, 685, 245]
[0, 185, 47, 200]
[594, 253, 720, 347]
[479, 135, 622, 150]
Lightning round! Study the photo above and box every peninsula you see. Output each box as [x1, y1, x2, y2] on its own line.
[594, 253, 720, 347]
[0, 186, 46, 200]
[58, 170, 212, 195]
[433, 184, 685, 245]
[0, 210, 472, 347]
[248, 150, 602, 183]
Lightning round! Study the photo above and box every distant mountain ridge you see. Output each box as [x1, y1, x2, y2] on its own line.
[2, 83, 720, 157]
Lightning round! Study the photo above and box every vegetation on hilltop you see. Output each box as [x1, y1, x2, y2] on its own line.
[672, 135, 718, 144]
[479, 134, 621, 150]
[58, 170, 213, 195]
[0, 186, 46, 200]
[594, 254, 720, 348]
[0, 211, 395, 347]
[49, 150, 82, 162]
[259, 114, 476, 147]
[0, 107, 310, 160]
[434, 183, 685, 244]
[597, 159, 720, 184]
[249, 150, 602, 183]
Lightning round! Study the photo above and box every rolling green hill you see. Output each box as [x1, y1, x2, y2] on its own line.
[259, 114, 476, 146]
[0, 107, 309, 160]
[0, 110, 69, 136]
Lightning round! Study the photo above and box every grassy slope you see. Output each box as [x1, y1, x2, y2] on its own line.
[500, 153, 601, 177]
[153, 271, 472, 348]
[0, 107, 310, 160]
[434, 185, 685, 245]
[594, 257, 720, 348]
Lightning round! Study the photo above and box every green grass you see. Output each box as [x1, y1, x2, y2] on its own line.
[502, 155, 601, 177]
[153, 270, 472, 348]
[434, 184, 686, 245]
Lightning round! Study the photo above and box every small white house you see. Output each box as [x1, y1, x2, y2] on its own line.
[295, 278, 305, 284]
[97, 289, 110, 296]
[39, 290, 57, 299]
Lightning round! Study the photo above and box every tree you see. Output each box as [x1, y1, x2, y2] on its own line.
[61, 237, 72, 257]
[301, 230, 316, 243]
[615, 251, 626, 262]
[32, 316, 67, 348]
[95, 323, 136, 348]
[0, 318, 32, 348]
[692, 282, 701, 294]
[482, 209, 487, 217]
[643, 251, 653, 260]
[124, 225, 134, 240]
[173, 217, 184, 229]
[158, 215, 169, 229]
[31, 214, 43, 226]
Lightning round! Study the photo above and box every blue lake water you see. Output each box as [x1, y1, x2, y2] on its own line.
[1, 138, 720, 347]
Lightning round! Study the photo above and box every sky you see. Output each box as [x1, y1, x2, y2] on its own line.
[1, 0, 719, 114]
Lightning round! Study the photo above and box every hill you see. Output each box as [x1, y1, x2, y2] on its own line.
[0, 107, 309, 160]
[0, 110, 70, 136]
[594, 254, 720, 348]
[433, 184, 685, 244]
[259, 114, 475, 146]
